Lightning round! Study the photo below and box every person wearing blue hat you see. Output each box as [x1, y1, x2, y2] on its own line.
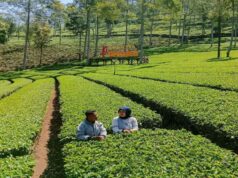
[112, 106, 139, 134]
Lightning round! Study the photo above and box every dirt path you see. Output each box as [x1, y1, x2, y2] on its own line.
[32, 89, 56, 178]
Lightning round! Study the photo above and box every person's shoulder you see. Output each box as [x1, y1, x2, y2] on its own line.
[130, 117, 137, 121]
[112, 117, 119, 121]
[95, 121, 104, 127]
[77, 120, 86, 128]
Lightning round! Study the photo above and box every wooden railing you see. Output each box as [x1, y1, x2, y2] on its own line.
[107, 51, 139, 58]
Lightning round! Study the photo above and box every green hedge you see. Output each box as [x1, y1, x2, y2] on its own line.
[63, 129, 238, 177]
[0, 80, 11, 87]
[59, 75, 238, 177]
[115, 51, 238, 91]
[0, 78, 54, 157]
[0, 78, 32, 99]
[58, 75, 162, 141]
[0, 155, 34, 177]
[82, 73, 238, 149]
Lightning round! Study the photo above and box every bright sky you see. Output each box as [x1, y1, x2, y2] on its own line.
[0, 0, 73, 20]
[60, 0, 73, 4]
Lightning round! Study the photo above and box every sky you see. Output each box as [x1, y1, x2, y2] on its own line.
[61, 0, 73, 4]
[0, 0, 73, 21]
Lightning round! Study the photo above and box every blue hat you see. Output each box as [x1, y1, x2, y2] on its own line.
[118, 106, 132, 118]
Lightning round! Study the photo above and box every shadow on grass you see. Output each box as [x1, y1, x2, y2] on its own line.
[34, 63, 84, 72]
[0, 71, 25, 80]
[207, 57, 238, 62]
[120, 62, 170, 72]
[41, 78, 66, 178]
[144, 44, 218, 56]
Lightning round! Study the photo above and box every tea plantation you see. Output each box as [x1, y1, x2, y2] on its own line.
[0, 51, 238, 177]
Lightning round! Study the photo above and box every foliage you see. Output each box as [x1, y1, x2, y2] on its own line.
[97, 51, 238, 91]
[0, 80, 11, 87]
[63, 129, 238, 177]
[33, 22, 51, 49]
[0, 78, 32, 99]
[82, 73, 238, 142]
[58, 75, 162, 140]
[0, 78, 54, 157]
[0, 155, 34, 177]
[0, 19, 9, 44]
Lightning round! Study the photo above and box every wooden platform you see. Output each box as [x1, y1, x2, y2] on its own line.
[91, 50, 148, 65]
[90, 56, 149, 65]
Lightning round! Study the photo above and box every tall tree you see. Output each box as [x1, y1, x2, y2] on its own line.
[139, 0, 146, 63]
[227, 0, 236, 57]
[66, 4, 86, 61]
[50, 0, 66, 45]
[22, 0, 31, 69]
[217, 0, 222, 58]
[159, 0, 182, 46]
[32, 21, 51, 65]
[147, 0, 160, 47]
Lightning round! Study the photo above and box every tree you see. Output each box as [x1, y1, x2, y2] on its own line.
[66, 4, 86, 60]
[0, 18, 9, 44]
[159, 0, 182, 46]
[139, 0, 146, 63]
[0, 16, 16, 44]
[4, 0, 51, 68]
[227, 0, 236, 57]
[96, 0, 122, 38]
[147, 0, 160, 47]
[23, 0, 31, 69]
[32, 22, 51, 65]
[85, 0, 94, 64]
[50, 0, 66, 45]
[209, 0, 230, 58]
[180, 0, 190, 45]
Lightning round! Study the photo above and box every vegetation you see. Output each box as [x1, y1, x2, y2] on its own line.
[0, 155, 34, 177]
[63, 129, 238, 177]
[0, 78, 32, 99]
[1, 0, 238, 70]
[0, 0, 238, 177]
[82, 73, 238, 149]
[0, 79, 54, 157]
[0, 80, 11, 86]
[59, 75, 162, 140]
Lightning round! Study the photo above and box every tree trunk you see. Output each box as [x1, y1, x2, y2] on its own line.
[124, 0, 129, 51]
[210, 21, 214, 48]
[59, 20, 62, 45]
[169, 20, 172, 46]
[78, 32, 82, 61]
[201, 15, 206, 35]
[149, 0, 155, 48]
[84, 30, 87, 59]
[139, 0, 145, 64]
[217, 0, 222, 59]
[106, 22, 112, 38]
[22, 0, 31, 70]
[187, 15, 192, 43]
[234, 4, 238, 48]
[86, 7, 91, 65]
[94, 16, 99, 57]
[149, 18, 154, 47]
[234, 23, 237, 48]
[17, 26, 20, 40]
[181, 13, 187, 45]
[227, 0, 235, 58]
[39, 46, 43, 65]
[178, 18, 182, 41]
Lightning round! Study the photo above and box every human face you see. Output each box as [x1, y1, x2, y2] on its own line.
[118, 110, 126, 118]
[87, 112, 98, 123]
